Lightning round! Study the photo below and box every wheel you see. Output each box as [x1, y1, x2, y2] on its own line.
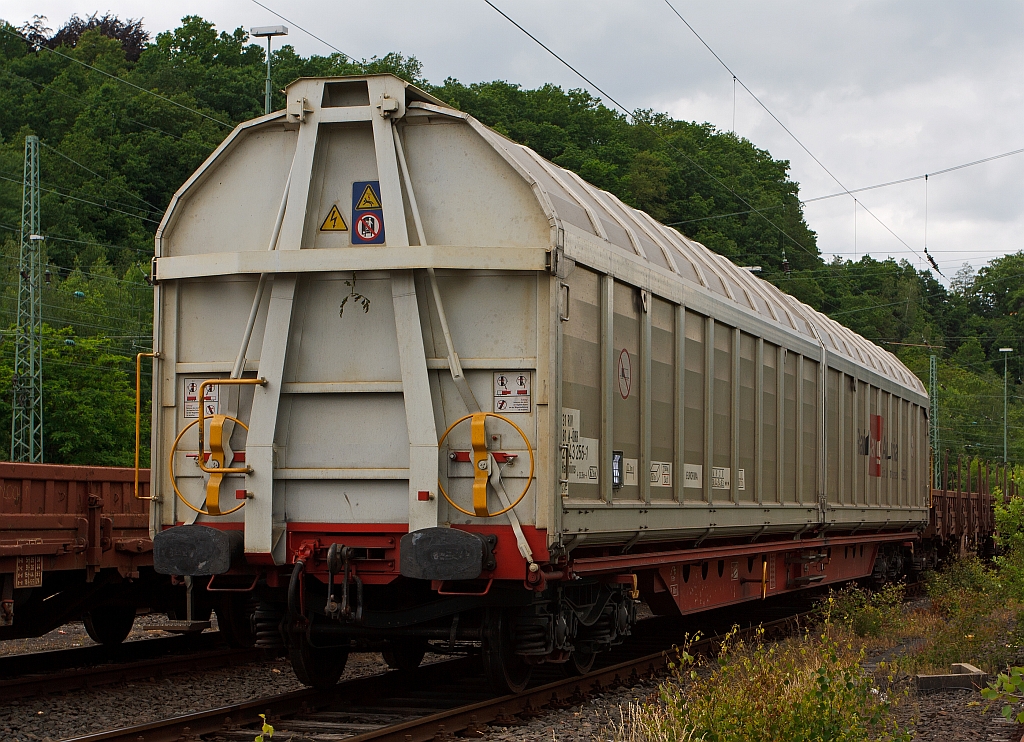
[290, 634, 349, 689]
[215, 598, 257, 648]
[563, 648, 597, 676]
[83, 605, 136, 646]
[383, 637, 428, 672]
[481, 607, 531, 694]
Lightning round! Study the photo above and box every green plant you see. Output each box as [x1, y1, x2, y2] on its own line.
[339, 277, 371, 318]
[826, 583, 905, 639]
[254, 713, 274, 742]
[617, 626, 910, 742]
[982, 667, 1024, 723]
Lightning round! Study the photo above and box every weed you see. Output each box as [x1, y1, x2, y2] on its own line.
[255, 713, 274, 742]
[828, 583, 906, 639]
[614, 627, 910, 742]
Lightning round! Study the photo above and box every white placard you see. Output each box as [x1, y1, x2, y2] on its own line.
[712, 466, 731, 490]
[183, 378, 219, 419]
[561, 408, 580, 445]
[683, 463, 703, 489]
[494, 371, 531, 413]
[650, 461, 672, 487]
[568, 436, 600, 484]
[623, 458, 638, 486]
[737, 468, 746, 491]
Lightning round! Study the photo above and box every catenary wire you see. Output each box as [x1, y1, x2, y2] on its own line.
[39, 141, 164, 213]
[0, 222, 154, 255]
[0, 68, 185, 141]
[0, 174, 162, 224]
[803, 146, 1024, 204]
[659, 0, 926, 267]
[249, 0, 353, 60]
[0, 169, 164, 217]
[480, 0, 832, 273]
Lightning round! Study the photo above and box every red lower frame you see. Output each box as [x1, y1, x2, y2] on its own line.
[178, 521, 911, 616]
[284, 523, 550, 583]
[571, 533, 914, 615]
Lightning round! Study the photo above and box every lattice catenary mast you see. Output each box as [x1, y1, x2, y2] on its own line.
[11, 135, 43, 462]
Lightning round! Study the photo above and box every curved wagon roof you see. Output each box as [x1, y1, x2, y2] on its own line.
[434, 101, 923, 394]
[157, 74, 924, 395]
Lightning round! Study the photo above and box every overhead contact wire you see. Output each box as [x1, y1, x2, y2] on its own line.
[660, 0, 926, 267]
[481, 0, 824, 266]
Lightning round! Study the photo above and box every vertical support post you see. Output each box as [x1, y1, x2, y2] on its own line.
[641, 298, 652, 505]
[11, 135, 43, 463]
[731, 328, 739, 504]
[673, 304, 685, 504]
[755, 337, 764, 505]
[600, 274, 614, 504]
[929, 354, 939, 488]
[704, 318, 714, 505]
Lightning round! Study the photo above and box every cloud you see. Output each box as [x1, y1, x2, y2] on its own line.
[3, 0, 1021, 276]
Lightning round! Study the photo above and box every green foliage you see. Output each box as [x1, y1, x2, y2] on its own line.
[982, 667, 1024, 723]
[827, 584, 906, 639]
[906, 556, 1017, 674]
[619, 627, 909, 742]
[0, 12, 1020, 466]
[254, 713, 274, 742]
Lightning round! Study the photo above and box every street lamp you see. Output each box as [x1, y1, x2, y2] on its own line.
[1001, 347, 1013, 462]
[250, 25, 289, 115]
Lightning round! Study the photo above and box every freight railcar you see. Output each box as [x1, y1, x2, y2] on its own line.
[149, 74, 931, 691]
[0, 463, 158, 644]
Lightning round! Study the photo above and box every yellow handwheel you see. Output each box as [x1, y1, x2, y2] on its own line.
[437, 412, 535, 518]
[169, 415, 249, 516]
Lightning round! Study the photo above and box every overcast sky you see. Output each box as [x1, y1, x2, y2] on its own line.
[5, 1, 1022, 280]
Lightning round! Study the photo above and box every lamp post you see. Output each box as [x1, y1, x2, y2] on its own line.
[250, 25, 288, 115]
[1001, 347, 1013, 463]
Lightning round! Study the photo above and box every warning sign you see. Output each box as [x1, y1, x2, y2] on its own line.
[356, 183, 383, 210]
[494, 372, 531, 413]
[354, 212, 383, 242]
[319, 205, 348, 231]
[184, 378, 219, 419]
[352, 181, 385, 244]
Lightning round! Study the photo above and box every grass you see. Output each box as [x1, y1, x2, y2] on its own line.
[612, 553, 1024, 742]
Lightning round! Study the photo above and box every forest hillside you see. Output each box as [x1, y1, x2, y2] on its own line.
[0, 14, 1015, 468]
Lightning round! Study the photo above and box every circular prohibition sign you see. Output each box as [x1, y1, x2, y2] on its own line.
[355, 212, 382, 241]
[437, 412, 535, 518]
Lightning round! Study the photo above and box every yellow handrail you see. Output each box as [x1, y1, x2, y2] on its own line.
[134, 352, 156, 501]
[196, 378, 266, 474]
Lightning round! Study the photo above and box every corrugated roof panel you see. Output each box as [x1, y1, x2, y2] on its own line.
[480, 119, 923, 393]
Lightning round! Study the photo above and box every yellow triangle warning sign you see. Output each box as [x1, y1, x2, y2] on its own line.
[319, 205, 348, 232]
[356, 184, 382, 210]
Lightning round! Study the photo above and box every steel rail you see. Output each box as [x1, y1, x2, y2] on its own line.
[63, 609, 812, 742]
[0, 636, 262, 699]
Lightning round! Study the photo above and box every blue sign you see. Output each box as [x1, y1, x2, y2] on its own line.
[352, 181, 385, 244]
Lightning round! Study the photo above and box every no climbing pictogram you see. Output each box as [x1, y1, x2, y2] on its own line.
[355, 212, 382, 241]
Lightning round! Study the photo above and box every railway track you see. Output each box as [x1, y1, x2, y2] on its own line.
[0, 632, 266, 699]
[64, 597, 818, 742]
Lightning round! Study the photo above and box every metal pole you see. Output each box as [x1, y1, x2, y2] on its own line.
[265, 36, 272, 115]
[1001, 348, 1013, 463]
[252, 26, 286, 114]
[11, 135, 43, 462]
